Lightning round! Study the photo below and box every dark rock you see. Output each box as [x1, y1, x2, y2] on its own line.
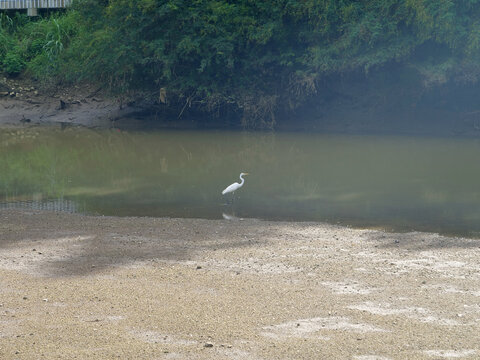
[57, 99, 67, 110]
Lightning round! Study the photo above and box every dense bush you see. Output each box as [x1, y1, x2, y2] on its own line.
[2, 51, 24, 74]
[64, 0, 480, 125]
[0, 11, 77, 79]
[3, 0, 480, 125]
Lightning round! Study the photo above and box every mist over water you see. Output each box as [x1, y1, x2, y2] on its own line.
[1, 126, 480, 237]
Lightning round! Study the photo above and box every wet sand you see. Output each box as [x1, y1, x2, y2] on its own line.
[1, 210, 479, 359]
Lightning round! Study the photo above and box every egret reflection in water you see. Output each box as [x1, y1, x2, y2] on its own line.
[222, 212, 243, 221]
[1, 127, 480, 237]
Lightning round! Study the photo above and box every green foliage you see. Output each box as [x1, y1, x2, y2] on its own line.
[25, 13, 78, 79]
[0, 11, 78, 80]
[2, 51, 24, 75]
[0, 14, 14, 64]
[61, 0, 480, 124]
[65, 0, 310, 121]
[0, 13, 14, 31]
[4, 0, 480, 125]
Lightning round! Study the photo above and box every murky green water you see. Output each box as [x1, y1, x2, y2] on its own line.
[1, 126, 480, 237]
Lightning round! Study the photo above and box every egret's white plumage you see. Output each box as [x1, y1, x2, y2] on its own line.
[222, 173, 249, 195]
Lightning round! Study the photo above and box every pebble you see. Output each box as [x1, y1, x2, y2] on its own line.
[204, 342, 214, 348]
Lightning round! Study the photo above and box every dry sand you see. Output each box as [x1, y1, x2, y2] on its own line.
[0, 210, 479, 359]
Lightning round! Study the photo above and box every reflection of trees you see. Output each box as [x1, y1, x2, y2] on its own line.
[0, 140, 75, 200]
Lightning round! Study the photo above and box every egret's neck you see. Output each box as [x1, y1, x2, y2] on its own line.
[239, 174, 245, 185]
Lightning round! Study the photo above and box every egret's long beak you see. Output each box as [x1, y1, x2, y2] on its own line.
[244, 173, 249, 175]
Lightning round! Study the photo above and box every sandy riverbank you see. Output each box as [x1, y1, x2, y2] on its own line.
[1, 210, 479, 359]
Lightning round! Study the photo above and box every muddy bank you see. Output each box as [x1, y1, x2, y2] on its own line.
[0, 78, 143, 128]
[1, 210, 479, 359]
[3, 75, 480, 135]
[0, 77, 235, 131]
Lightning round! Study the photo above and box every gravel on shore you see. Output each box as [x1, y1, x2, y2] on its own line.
[1, 210, 479, 359]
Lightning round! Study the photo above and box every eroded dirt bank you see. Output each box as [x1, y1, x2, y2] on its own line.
[1, 210, 479, 359]
[4, 75, 480, 135]
[0, 78, 141, 128]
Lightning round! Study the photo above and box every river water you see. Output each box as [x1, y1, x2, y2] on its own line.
[1, 126, 480, 237]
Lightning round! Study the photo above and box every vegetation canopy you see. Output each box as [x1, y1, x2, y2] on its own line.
[2, 0, 480, 126]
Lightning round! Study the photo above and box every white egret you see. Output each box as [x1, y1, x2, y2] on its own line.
[222, 173, 249, 197]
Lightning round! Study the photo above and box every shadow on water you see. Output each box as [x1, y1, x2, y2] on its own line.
[1, 126, 480, 237]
